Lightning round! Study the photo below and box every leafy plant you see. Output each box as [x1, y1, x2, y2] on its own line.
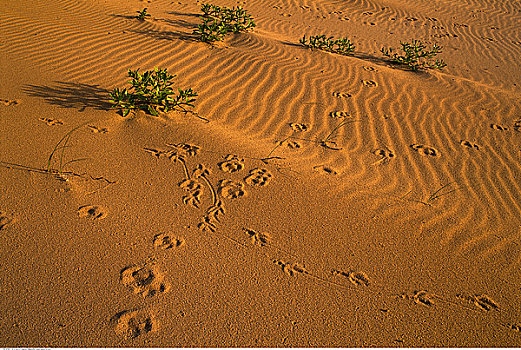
[109, 68, 197, 117]
[381, 39, 447, 71]
[136, 8, 151, 21]
[193, 3, 256, 42]
[300, 35, 355, 55]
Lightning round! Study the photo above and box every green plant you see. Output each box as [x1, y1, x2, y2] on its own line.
[193, 3, 256, 42]
[136, 8, 151, 21]
[109, 67, 197, 117]
[381, 39, 447, 71]
[300, 35, 355, 55]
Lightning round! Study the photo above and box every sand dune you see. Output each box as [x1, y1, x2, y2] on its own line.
[1, 0, 521, 347]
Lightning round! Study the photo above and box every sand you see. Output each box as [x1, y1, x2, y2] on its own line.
[1, 0, 521, 347]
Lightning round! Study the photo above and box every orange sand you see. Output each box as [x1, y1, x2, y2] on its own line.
[1, 0, 521, 347]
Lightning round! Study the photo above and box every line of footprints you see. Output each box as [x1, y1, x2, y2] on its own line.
[84, 142, 517, 341]
[281, 91, 521, 169]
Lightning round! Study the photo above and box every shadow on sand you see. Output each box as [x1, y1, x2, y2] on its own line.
[23, 82, 112, 111]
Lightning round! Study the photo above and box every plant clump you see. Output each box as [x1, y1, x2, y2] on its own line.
[110, 68, 197, 117]
[300, 35, 356, 55]
[136, 8, 151, 21]
[381, 39, 447, 71]
[193, 3, 256, 42]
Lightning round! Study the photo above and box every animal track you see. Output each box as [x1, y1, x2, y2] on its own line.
[153, 233, 185, 250]
[457, 293, 499, 311]
[372, 148, 395, 164]
[218, 180, 246, 199]
[39, 117, 64, 126]
[410, 144, 439, 157]
[274, 259, 307, 277]
[120, 264, 169, 298]
[514, 119, 521, 132]
[0, 212, 15, 230]
[179, 179, 203, 208]
[399, 290, 437, 306]
[112, 309, 155, 340]
[77, 205, 107, 220]
[460, 140, 480, 150]
[218, 154, 245, 173]
[332, 92, 351, 98]
[507, 323, 521, 332]
[280, 139, 301, 149]
[290, 123, 309, 132]
[333, 270, 369, 286]
[412, 290, 436, 306]
[244, 168, 272, 187]
[362, 80, 378, 87]
[363, 66, 378, 72]
[0, 99, 20, 106]
[87, 125, 109, 134]
[330, 111, 351, 119]
[490, 123, 508, 131]
[244, 228, 271, 247]
[313, 165, 338, 175]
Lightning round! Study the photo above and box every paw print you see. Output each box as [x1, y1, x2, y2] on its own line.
[244, 168, 272, 187]
[218, 154, 245, 173]
[218, 180, 246, 199]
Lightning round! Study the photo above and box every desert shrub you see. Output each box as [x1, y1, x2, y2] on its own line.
[193, 3, 256, 42]
[381, 39, 447, 71]
[300, 35, 355, 55]
[110, 68, 197, 117]
[136, 8, 151, 21]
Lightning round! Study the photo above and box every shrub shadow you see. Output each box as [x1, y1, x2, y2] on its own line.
[23, 82, 112, 111]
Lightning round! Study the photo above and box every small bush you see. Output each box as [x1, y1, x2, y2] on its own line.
[381, 40, 447, 71]
[300, 35, 355, 55]
[193, 3, 256, 42]
[110, 68, 197, 117]
[136, 8, 151, 21]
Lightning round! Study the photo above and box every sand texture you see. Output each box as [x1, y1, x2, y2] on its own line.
[1, 0, 521, 347]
